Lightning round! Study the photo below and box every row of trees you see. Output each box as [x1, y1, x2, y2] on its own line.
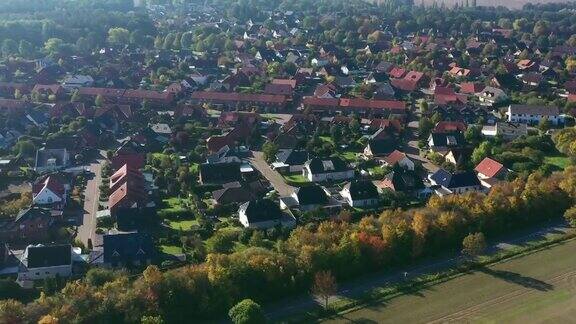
[2, 166, 575, 322]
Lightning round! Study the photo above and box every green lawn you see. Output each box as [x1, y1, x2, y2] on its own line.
[160, 245, 182, 255]
[283, 173, 309, 184]
[340, 151, 359, 162]
[162, 197, 191, 212]
[318, 136, 336, 146]
[167, 219, 198, 230]
[323, 238, 576, 324]
[544, 155, 571, 169]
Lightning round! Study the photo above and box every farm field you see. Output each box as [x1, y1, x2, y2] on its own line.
[324, 238, 576, 324]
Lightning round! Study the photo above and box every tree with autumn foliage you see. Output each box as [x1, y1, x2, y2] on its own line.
[312, 270, 338, 309]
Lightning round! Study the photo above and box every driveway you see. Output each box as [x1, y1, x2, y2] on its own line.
[77, 160, 105, 250]
[249, 151, 295, 196]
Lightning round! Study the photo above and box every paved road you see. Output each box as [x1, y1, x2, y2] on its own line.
[405, 119, 439, 174]
[264, 220, 571, 321]
[249, 151, 295, 196]
[77, 160, 105, 250]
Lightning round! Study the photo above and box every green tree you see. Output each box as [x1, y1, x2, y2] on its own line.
[564, 206, 576, 227]
[538, 117, 552, 133]
[262, 141, 279, 163]
[44, 38, 64, 56]
[471, 141, 492, 165]
[95, 94, 104, 107]
[228, 299, 266, 324]
[462, 232, 486, 258]
[107, 27, 130, 45]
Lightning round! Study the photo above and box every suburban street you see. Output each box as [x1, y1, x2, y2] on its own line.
[405, 118, 439, 174]
[77, 160, 105, 250]
[264, 220, 572, 321]
[249, 150, 295, 196]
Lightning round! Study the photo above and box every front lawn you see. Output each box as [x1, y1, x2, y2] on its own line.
[544, 155, 571, 169]
[167, 219, 198, 231]
[283, 173, 309, 184]
[340, 151, 360, 162]
[160, 245, 182, 255]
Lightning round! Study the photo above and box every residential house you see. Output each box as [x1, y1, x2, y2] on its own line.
[34, 148, 69, 173]
[475, 157, 509, 180]
[428, 132, 466, 153]
[302, 157, 355, 182]
[476, 86, 508, 106]
[212, 182, 257, 205]
[101, 232, 155, 268]
[378, 168, 423, 194]
[62, 75, 94, 90]
[302, 97, 406, 118]
[429, 169, 483, 196]
[280, 185, 330, 212]
[32, 175, 68, 208]
[17, 244, 72, 287]
[481, 122, 527, 140]
[383, 150, 415, 170]
[191, 91, 287, 112]
[238, 199, 295, 229]
[272, 149, 309, 174]
[445, 147, 473, 166]
[0, 207, 54, 243]
[199, 162, 242, 185]
[340, 180, 380, 208]
[506, 105, 562, 125]
[32, 84, 65, 100]
[433, 121, 467, 133]
[363, 138, 397, 159]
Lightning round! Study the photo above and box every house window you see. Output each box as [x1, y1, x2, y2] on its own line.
[35, 272, 40, 275]
[47, 197, 53, 203]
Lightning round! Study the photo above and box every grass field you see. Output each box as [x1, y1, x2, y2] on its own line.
[544, 155, 571, 169]
[324, 238, 576, 323]
[167, 219, 198, 230]
[283, 173, 309, 184]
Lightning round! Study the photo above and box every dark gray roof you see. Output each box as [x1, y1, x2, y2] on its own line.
[306, 157, 351, 174]
[199, 162, 242, 183]
[367, 138, 397, 156]
[103, 232, 155, 264]
[295, 185, 328, 206]
[345, 180, 379, 200]
[430, 169, 480, 189]
[239, 199, 282, 223]
[26, 244, 71, 268]
[508, 104, 559, 116]
[429, 132, 466, 147]
[276, 149, 308, 165]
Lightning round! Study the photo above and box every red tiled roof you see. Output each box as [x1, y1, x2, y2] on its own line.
[404, 71, 424, 83]
[272, 79, 297, 89]
[264, 83, 293, 96]
[370, 118, 403, 133]
[32, 84, 63, 94]
[390, 78, 418, 91]
[460, 82, 485, 94]
[433, 121, 467, 133]
[475, 157, 505, 178]
[33, 176, 65, 197]
[568, 94, 576, 103]
[384, 150, 408, 166]
[191, 91, 287, 104]
[111, 154, 145, 170]
[303, 97, 406, 111]
[78, 87, 125, 97]
[389, 67, 406, 79]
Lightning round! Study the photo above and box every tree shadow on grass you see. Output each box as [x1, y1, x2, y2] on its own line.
[478, 267, 553, 291]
